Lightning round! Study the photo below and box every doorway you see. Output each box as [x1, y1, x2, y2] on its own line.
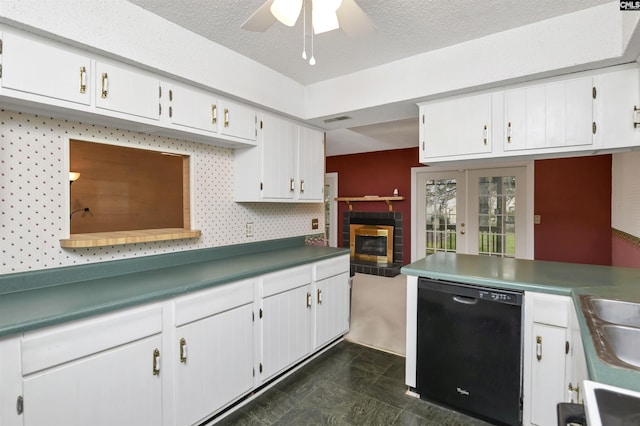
[411, 163, 534, 261]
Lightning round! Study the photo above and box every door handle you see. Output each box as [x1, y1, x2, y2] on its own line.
[453, 295, 477, 305]
[536, 336, 542, 361]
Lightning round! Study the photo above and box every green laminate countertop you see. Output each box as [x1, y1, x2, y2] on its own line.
[0, 243, 349, 338]
[401, 253, 640, 392]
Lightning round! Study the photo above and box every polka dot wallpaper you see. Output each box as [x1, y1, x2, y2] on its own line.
[0, 109, 323, 274]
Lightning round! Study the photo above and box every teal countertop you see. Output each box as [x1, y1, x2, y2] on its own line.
[401, 253, 640, 392]
[0, 239, 349, 338]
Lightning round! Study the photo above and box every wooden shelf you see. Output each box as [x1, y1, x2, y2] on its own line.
[335, 196, 405, 211]
[60, 228, 201, 248]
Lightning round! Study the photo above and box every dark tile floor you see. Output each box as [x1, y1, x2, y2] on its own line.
[213, 341, 491, 425]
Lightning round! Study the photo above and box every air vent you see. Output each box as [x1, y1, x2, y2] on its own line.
[324, 115, 352, 124]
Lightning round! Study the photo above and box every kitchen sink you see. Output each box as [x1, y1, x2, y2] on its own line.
[589, 298, 640, 328]
[601, 325, 640, 368]
[580, 296, 640, 371]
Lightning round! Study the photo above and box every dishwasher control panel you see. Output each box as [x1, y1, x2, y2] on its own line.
[478, 290, 520, 305]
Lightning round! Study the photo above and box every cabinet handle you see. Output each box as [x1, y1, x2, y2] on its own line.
[634, 106, 640, 128]
[317, 288, 322, 304]
[306, 292, 312, 308]
[211, 104, 217, 124]
[179, 338, 187, 364]
[290, 178, 295, 192]
[507, 122, 512, 143]
[536, 336, 542, 361]
[152, 348, 161, 375]
[224, 108, 229, 127]
[79, 66, 87, 94]
[483, 125, 488, 145]
[568, 382, 580, 403]
[300, 180, 305, 193]
[101, 72, 109, 98]
[592, 122, 597, 134]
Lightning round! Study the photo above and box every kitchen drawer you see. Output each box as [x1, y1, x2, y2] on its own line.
[531, 292, 571, 327]
[174, 279, 254, 327]
[261, 264, 312, 298]
[22, 304, 162, 375]
[314, 255, 349, 281]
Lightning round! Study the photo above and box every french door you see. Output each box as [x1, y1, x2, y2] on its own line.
[414, 166, 532, 260]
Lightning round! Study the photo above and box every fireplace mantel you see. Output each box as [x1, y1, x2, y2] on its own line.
[335, 196, 404, 211]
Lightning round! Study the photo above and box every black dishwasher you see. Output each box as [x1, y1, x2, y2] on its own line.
[416, 277, 523, 426]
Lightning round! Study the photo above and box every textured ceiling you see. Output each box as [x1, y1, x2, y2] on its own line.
[126, 0, 614, 155]
[127, 0, 612, 85]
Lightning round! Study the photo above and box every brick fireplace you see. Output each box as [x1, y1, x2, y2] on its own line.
[343, 211, 403, 277]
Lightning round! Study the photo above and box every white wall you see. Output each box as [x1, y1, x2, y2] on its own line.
[612, 150, 640, 238]
[0, 108, 323, 274]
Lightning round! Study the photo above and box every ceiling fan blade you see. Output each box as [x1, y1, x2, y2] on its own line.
[241, 0, 277, 32]
[337, 0, 376, 38]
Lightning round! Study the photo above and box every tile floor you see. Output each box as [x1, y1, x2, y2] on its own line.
[213, 341, 491, 425]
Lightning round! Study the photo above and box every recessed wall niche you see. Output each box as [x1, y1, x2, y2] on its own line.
[66, 139, 196, 246]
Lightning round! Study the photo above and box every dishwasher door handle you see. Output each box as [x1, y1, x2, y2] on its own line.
[453, 295, 478, 305]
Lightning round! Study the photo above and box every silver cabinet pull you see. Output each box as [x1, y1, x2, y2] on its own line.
[152, 348, 161, 375]
[179, 338, 187, 364]
[101, 72, 109, 98]
[536, 336, 542, 361]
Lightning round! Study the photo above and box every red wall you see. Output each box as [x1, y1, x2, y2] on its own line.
[612, 232, 640, 268]
[326, 147, 422, 265]
[328, 149, 613, 266]
[534, 155, 612, 265]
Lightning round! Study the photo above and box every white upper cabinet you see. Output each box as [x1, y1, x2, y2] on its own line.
[218, 98, 257, 142]
[95, 60, 160, 121]
[167, 83, 219, 133]
[261, 113, 297, 199]
[504, 77, 592, 151]
[297, 126, 325, 201]
[593, 67, 640, 149]
[0, 31, 91, 106]
[234, 114, 325, 203]
[419, 93, 492, 161]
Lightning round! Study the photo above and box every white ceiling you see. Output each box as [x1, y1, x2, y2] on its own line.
[126, 0, 614, 155]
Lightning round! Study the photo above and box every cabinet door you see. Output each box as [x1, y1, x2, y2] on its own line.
[504, 85, 546, 151]
[261, 114, 297, 199]
[1, 31, 91, 105]
[168, 84, 218, 133]
[175, 304, 253, 426]
[506, 78, 593, 152]
[23, 335, 162, 426]
[593, 67, 640, 149]
[556, 77, 593, 148]
[297, 126, 325, 201]
[261, 284, 312, 381]
[421, 93, 492, 160]
[219, 99, 256, 142]
[95, 61, 160, 120]
[530, 323, 568, 426]
[315, 272, 350, 349]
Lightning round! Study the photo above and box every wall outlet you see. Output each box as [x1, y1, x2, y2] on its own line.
[246, 222, 254, 237]
[311, 218, 319, 230]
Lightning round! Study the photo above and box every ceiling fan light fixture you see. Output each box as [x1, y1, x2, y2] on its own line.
[311, 0, 342, 34]
[270, 0, 303, 27]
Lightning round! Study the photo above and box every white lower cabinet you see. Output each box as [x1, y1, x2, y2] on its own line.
[0, 256, 350, 426]
[313, 256, 350, 350]
[20, 304, 164, 426]
[523, 292, 586, 426]
[173, 280, 254, 426]
[259, 265, 313, 382]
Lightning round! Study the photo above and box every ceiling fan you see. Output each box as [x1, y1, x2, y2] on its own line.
[241, 0, 376, 39]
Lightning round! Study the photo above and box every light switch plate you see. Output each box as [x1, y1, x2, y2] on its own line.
[534, 215, 541, 224]
[246, 222, 254, 237]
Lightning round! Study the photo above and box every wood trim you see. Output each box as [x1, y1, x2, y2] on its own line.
[60, 228, 201, 248]
[335, 196, 404, 211]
